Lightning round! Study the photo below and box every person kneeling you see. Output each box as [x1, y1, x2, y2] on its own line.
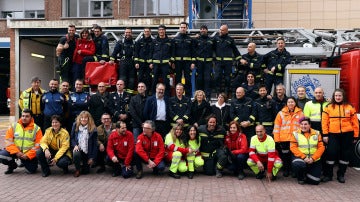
[247, 125, 282, 181]
[107, 121, 134, 178]
[290, 117, 325, 185]
[37, 115, 72, 177]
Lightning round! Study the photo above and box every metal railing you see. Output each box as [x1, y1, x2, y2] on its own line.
[191, 19, 249, 29]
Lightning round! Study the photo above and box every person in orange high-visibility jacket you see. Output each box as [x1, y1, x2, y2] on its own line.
[273, 96, 303, 177]
[321, 88, 359, 183]
[290, 117, 325, 185]
[0, 109, 42, 174]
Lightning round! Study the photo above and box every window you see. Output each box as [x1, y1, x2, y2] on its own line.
[0, 0, 44, 19]
[131, 0, 184, 17]
[63, 0, 112, 18]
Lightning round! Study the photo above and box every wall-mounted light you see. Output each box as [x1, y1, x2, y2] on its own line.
[31, 53, 45, 59]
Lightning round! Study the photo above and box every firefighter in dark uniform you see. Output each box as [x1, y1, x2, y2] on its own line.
[149, 25, 172, 96]
[214, 24, 241, 96]
[199, 115, 226, 177]
[68, 79, 90, 129]
[233, 42, 265, 89]
[110, 27, 136, 95]
[82, 25, 109, 69]
[195, 24, 214, 99]
[108, 80, 132, 130]
[253, 84, 277, 136]
[263, 37, 291, 93]
[134, 27, 153, 95]
[56, 24, 78, 84]
[169, 83, 191, 128]
[171, 22, 196, 97]
[230, 87, 256, 143]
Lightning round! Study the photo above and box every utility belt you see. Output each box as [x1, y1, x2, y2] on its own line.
[174, 57, 193, 61]
[196, 57, 213, 62]
[255, 122, 274, 126]
[216, 57, 233, 61]
[137, 58, 151, 63]
[152, 59, 170, 64]
[267, 72, 283, 77]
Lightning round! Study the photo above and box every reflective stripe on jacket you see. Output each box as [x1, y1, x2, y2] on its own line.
[273, 106, 303, 142]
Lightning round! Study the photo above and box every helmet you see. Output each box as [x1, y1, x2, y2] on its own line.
[355, 140, 360, 159]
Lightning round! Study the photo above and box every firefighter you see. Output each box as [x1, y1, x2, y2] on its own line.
[199, 115, 226, 177]
[18, 76, 46, 130]
[56, 24, 78, 84]
[253, 84, 277, 136]
[214, 24, 241, 96]
[108, 80, 131, 128]
[134, 27, 153, 94]
[290, 117, 325, 185]
[322, 88, 359, 183]
[230, 87, 256, 143]
[247, 125, 282, 181]
[110, 27, 136, 94]
[68, 79, 90, 128]
[149, 25, 172, 96]
[0, 109, 42, 174]
[194, 24, 214, 99]
[82, 25, 109, 67]
[263, 37, 291, 93]
[169, 83, 191, 128]
[171, 21, 196, 97]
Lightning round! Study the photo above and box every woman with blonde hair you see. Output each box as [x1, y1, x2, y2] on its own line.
[190, 90, 212, 127]
[164, 123, 191, 179]
[71, 111, 98, 177]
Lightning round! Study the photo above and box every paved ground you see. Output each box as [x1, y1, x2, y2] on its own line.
[0, 116, 359, 202]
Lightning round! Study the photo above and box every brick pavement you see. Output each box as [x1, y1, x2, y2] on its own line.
[0, 116, 359, 202]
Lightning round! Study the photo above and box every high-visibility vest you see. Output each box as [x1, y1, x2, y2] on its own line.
[13, 123, 40, 154]
[251, 136, 275, 155]
[293, 130, 320, 161]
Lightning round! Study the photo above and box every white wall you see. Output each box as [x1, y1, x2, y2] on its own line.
[19, 39, 56, 92]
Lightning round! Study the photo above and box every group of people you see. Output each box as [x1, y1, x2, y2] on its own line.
[55, 22, 291, 99]
[2, 68, 359, 185]
[2, 23, 358, 184]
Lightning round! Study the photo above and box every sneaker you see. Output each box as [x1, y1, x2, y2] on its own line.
[168, 171, 181, 179]
[136, 170, 143, 179]
[321, 176, 332, 182]
[237, 171, 245, 180]
[337, 176, 345, 183]
[216, 169, 223, 178]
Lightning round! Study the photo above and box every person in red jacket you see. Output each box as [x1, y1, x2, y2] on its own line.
[106, 121, 134, 178]
[134, 120, 165, 179]
[224, 121, 248, 180]
[71, 28, 95, 86]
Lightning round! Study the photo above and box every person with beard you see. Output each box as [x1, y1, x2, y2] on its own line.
[82, 25, 109, 65]
[129, 82, 147, 141]
[171, 22, 196, 97]
[56, 24, 78, 83]
[194, 25, 214, 99]
[213, 24, 241, 96]
[41, 79, 67, 130]
[89, 82, 110, 126]
[110, 27, 136, 95]
[134, 27, 153, 93]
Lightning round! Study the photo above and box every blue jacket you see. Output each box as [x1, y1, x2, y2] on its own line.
[143, 95, 170, 121]
[68, 91, 90, 117]
[41, 90, 66, 116]
[70, 123, 98, 159]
